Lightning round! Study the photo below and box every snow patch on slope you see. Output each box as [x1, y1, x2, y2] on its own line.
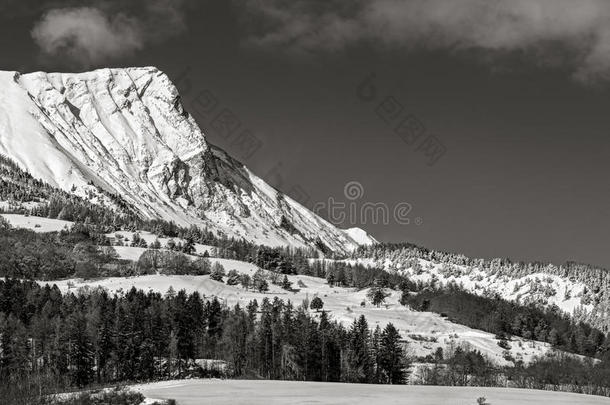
[343, 227, 378, 245]
[0, 213, 72, 233]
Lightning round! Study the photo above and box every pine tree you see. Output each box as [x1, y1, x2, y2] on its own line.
[168, 331, 179, 377]
[367, 287, 389, 307]
[346, 315, 374, 383]
[165, 286, 176, 299]
[310, 297, 324, 312]
[226, 269, 240, 285]
[93, 292, 114, 383]
[257, 298, 275, 378]
[379, 323, 406, 384]
[210, 262, 226, 282]
[182, 237, 196, 255]
[66, 312, 94, 387]
[240, 274, 252, 290]
[203, 298, 223, 358]
[253, 270, 269, 292]
[0, 314, 30, 379]
[187, 291, 205, 358]
[220, 306, 249, 375]
[371, 325, 382, 383]
[281, 275, 292, 291]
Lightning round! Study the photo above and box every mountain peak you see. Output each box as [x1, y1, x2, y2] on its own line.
[0, 67, 374, 253]
[344, 227, 378, 246]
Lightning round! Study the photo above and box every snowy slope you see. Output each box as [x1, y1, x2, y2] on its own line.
[2, 212, 584, 365]
[329, 256, 594, 317]
[0, 67, 373, 253]
[2, 212, 597, 327]
[343, 227, 378, 245]
[0, 213, 72, 233]
[44, 270, 562, 366]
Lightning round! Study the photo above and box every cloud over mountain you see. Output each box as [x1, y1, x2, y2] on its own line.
[238, 0, 610, 83]
[31, 0, 190, 68]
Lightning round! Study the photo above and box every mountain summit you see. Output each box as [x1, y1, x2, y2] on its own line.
[0, 66, 374, 252]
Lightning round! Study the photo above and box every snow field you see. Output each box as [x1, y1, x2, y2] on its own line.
[44, 261, 559, 365]
[133, 379, 610, 405]
[1, 213, 582, 365]
[1, 213, 73, 233]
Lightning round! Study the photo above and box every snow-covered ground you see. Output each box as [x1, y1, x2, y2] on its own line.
[327, 257, 593, 316]
[43, 263, 560, 365]
[107, 230, 216, 256]
[1, 213, 72, 233]
[2, 213, 587, 365]
[111, 246, 151, 262]
[4, 212, 588, 319]
[112, 245, 202, 262]
[0, 214, 216, 258]
[133, 379, 610, 405]
[343, 227, 378, 245]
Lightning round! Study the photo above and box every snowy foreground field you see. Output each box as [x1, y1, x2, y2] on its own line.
[133, 379, 610, 405]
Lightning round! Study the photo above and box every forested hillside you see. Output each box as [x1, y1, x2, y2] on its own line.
[0, 280, 407, 396]
[352, 243, 610, 331]
[2, 279, 610, 403]
[4, 150, 610, 402]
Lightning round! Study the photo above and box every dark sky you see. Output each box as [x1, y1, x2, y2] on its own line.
[2, 0, 610, 268]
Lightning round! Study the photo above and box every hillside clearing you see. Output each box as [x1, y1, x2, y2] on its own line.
[1, 213, 72, 233]
[43, 269, 558, 365]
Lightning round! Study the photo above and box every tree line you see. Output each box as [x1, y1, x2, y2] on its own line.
[0, 279, 408, 401]
[402, 284, 610, 359]
[354, 242, 610, 331]
[4, 215, 610, 364]
[414, 345, 610, 398]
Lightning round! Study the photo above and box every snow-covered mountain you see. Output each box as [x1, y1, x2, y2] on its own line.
[0, 67, 375, 253]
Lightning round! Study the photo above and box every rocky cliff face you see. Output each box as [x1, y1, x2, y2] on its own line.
[0, 67, 375, 252]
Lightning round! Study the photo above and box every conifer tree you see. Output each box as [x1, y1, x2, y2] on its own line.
[281, 275, 292, 291]
[240, 274, 252, 290]
[310, 297, 324, 312]
[346, 315, 374, 383]
[253, 270, 269, 292]
[66, 312, 94, 387]
[367, 287, 389, 307]
[226, 269, 240, 285]
[210, 262, 226, 282]
[379, 323, 406, 384]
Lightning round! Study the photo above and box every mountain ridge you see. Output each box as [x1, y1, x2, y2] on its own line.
[0, 66, 375, 253]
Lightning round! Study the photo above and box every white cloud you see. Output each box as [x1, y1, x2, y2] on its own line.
[31, 1, 190, 68]
[32, 7, 143, 67]
[239, 0, 610, 82]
